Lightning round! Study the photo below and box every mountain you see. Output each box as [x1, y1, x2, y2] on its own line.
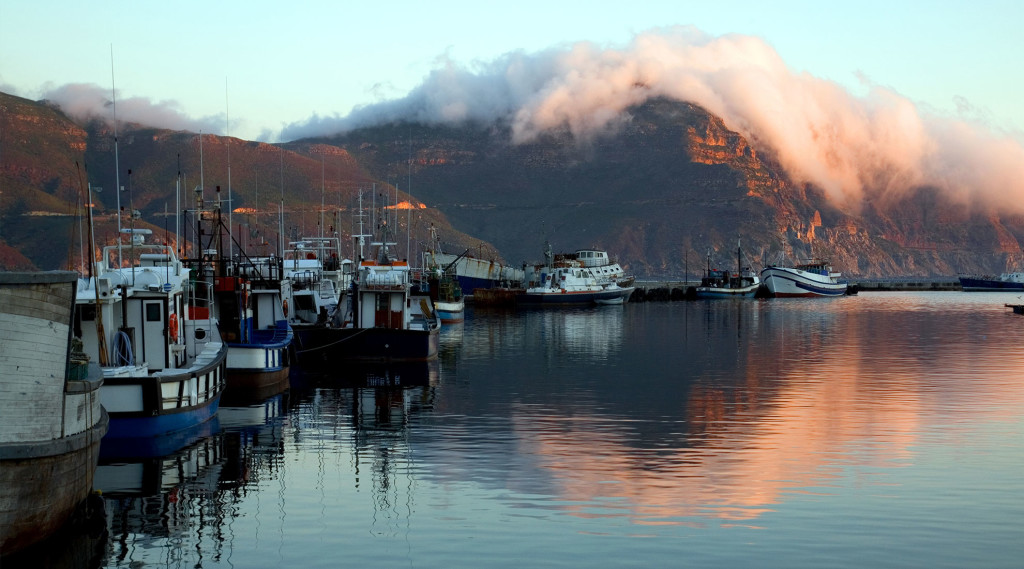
[3, 90, 1022, 277]
[0, 91, 498, 272]
[317, 98, 1022, 278]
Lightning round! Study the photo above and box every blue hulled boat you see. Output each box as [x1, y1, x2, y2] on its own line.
[75, 229, 227, 440]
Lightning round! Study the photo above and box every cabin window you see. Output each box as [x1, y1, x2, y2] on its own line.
[146, 303, 162, 322]
[80, 305, 96, 321]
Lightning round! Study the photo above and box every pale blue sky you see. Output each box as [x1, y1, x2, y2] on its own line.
[1, 0, 1020, 142]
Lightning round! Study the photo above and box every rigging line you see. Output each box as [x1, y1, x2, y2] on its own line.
[292, 327, 373, 354]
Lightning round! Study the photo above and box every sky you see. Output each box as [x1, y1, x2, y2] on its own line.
[2, 0, 1024, 211]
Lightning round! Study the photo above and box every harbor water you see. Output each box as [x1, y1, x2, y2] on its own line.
[12, 292, 1024, 568]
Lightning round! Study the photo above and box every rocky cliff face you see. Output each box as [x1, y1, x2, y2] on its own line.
[4, 91, 1023, 277]
[319, 98, 1024, 278]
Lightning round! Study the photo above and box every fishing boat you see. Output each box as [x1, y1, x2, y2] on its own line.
[290, 215, 440, 371]
[74, 228, 227, 439]
[553, 248, 635, 287]
[0, 271, 108, 555]
[219, 257, 293, 402]
[422, 247, 525, 297]
[281, 238, 345, 327]
[695, 242, 760, 298]
[958, 272, 1024, 291]
[760, 259, 848, 297]
[183, 204, 293, 403]
[518, 242, 635, 306]
[424, 225, 465, 324]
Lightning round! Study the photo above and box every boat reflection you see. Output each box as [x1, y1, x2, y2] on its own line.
[95, 392, 290, 568]
[293, 358, 440, 388]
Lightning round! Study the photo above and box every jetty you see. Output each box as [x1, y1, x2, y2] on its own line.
[627, 278, 962, 302]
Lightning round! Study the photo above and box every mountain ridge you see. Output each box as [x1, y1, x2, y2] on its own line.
[2, 90, 1021, 278]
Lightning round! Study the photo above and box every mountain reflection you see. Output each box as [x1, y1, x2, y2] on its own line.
[451, 299, 1024, 524]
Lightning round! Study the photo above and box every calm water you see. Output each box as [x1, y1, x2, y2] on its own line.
[26, 293, 1024, 567]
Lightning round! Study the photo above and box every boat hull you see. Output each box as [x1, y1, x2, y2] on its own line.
[104, 395, 222, 439]
[959, 276, 1024, 292]
[0, 271, 109, 554]
[695, 284, 760, 299]
[225, 329, 293, 402]
[427, 253, 525, 296]
[761, 267, 847, 297]
[434, 299, 466, 323]
[0, 423, 106, 554]
[101, 349, 228, 439]
[517, 286, 635, 306]
[292, 325, 440, 370]
[222, 367, 290, 404]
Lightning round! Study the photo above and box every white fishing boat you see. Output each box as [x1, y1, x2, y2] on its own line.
[760, 259, 847, 297]
[281, 238, 346, 327]
[0, 271, 108, 555]
[75, 228, 227, 440]
[291, 205, 441, 371]
[553, 248, 635, 287]
[518, 242, 635, 306]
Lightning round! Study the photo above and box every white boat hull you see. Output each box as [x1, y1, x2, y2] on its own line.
[761, 267, 847, 297]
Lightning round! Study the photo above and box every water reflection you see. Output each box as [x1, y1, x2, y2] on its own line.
[96, 394, 290, 568]
[28, 293, 1024, 567]
[472, 295, 1024, 526]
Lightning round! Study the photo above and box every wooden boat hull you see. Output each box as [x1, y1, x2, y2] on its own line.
[0, 271, 109, 554]
[0, 425, 106, 554]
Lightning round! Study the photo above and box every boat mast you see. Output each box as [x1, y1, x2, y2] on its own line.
[279, 147, 285, 259]
[226, 79, 233, 261]
[110, 46, 123, 268]
[85, 177, 110, 366]
[737, 238, 742, 276]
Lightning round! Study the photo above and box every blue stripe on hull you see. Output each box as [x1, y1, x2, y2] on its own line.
[104, 397, 221, 439]
[437, 309, 465, 323]
[763, 271, 846, 297]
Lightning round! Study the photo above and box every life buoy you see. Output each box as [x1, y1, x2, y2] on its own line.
[282, 299, 289, 317]
[168, 313, 179, 343]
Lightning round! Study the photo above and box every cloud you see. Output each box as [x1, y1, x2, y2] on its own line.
[40, 83, 223, 135]
[282, 26, 1024, 213]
